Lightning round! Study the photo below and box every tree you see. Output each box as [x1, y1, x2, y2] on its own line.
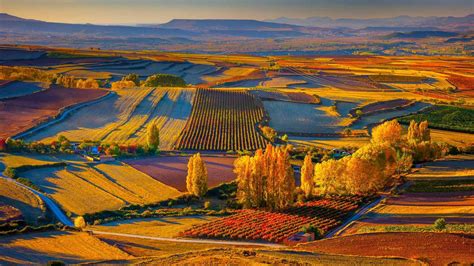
[111, 80, 136, 90]
[147, 123, 160, 150]
[433, 218, 446, 231]
[371, 120, 403, 145]
[314, 158, 347, 195]
[143, 74, 186, 87]
[407, 120, 430, 143]
[186, 153, 208, 197]
[300, 153, 314, 198]
[261, 126, 277, 142]
[123, 73, 140, 86]
[74, 216, 86, 228]
[234, 145, 295, 210]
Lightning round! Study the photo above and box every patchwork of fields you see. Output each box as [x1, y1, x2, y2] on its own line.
[18, 160, 180, 215]
[25, 88, 194, 150]
[0, 81, 45, 99]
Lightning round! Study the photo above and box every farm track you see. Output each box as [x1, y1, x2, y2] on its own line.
[0, 175, 73, 226]
[90, 230, 284, 248]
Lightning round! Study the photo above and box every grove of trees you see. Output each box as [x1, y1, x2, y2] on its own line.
[234, 144, 295, 210]
[143, 74, 186, 87]
[146, 123, 160, 150]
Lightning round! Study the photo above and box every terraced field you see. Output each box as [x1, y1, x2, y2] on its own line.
[19, 161, 180, 215]
[25, 88, 194, 150]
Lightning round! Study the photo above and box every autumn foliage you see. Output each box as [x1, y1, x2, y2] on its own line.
[186, 153, 208, 197]
[234, 144, 295, 210]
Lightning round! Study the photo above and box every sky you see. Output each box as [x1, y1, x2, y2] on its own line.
[1, 0, 473, 25]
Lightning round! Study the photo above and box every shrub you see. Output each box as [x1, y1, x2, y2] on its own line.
[74, 216, 86, 229]
[204, 201, 211, 209]
[433, 218, 446, 231]
[143, 74, 186, 87]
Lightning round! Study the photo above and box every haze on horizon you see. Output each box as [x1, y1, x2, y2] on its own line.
[1, 0, 473, 25]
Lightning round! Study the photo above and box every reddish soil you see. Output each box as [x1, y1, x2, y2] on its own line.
[299, 232, 474, 265]
[0, 80, 13, 87]
[448, 74, 474, 91]
[0, 204, 23, 223]
[124, 156, 236, 191]
[0, 85, 108, 138]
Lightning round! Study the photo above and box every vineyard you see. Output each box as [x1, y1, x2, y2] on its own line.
[176, 88, 268, 151]
[181, 196, 371, 243]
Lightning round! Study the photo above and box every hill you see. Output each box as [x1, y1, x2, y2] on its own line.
[386, 31, 459, 39]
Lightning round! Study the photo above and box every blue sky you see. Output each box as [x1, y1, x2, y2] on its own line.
[1, 0, 473, 24]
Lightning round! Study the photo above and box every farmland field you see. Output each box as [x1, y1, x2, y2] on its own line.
[19, 161, 180, 215]
[182, 196, 371, 243]
[343, 155, 474, 235]
[25, 88, 194, 150]
[176, 89, 268, 151]
[0, 81, 45, 99]
[0, 86, 108, 139]
[90, 216, 219, 238]
[0, 178, 46, 225]
[124, 156, 236, 192]
[0, 231, 131, 264]
[299, 232, 474, 265]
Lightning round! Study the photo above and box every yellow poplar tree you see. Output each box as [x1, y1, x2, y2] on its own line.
[186, 155, 195, 194]
[300, 152, 314, 198]
[147, 123, 160, 150]
[191, 153, 208, 197]
[371, 119, 403, 145]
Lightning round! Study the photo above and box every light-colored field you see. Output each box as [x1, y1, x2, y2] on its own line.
[261, 76, 307, 88]
[408, 155, 474, 180]
[290, 136, 370, 149]
[20, 161, 180, 215]
[25, 88, 194, 150]
[0, 231, 131, 264]
[264, 98, 358, 134]
[202, 67, 256, 83]
[90, 216, 219, 238]
[430, 129, 474, 148]
[0, 178, 45, 224]
[0, 153, 60, 170]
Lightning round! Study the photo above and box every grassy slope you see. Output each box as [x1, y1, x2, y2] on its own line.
[0, 179, 46, 224]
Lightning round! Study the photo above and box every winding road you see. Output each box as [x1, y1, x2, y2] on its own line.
[0, 175, 73, 226]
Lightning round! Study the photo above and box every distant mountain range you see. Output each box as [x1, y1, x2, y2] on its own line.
[266, 14, 474, 31]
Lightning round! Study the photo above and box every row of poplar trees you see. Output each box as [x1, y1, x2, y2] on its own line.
[234, 145, 295, 211]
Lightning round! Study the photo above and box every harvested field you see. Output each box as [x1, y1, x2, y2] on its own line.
[25, 88, 194, 150]
[299, 232, 474, 265]
[125, 156, 236, 192]
[290, 136, 370, 149]
[0, 86, 108, 139]
[351, 101, 431, 130]
[0, 178, 45, 224]
[176, 89, 268, 151]
[429, 129, 474, 148]
[0, 231, 131, 264]
[0, 153, 60, 170]
[90, 216, 219, 238]
[20, 161, 180, 215]
[251, 90, 320, 104]
[261, 76, 307, 88]
[0, 81, 45, 99]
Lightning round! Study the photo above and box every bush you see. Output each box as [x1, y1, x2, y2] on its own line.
[74, 216, 86, 229]
[433, 218, 446, 231]
[143, 74, 186, 87]
[204, 201, 211, 209]
[47, 261, 65, 266]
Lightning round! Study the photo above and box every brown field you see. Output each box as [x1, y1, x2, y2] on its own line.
[299, 232, 474, 265]
[0, 231, 131, 264]
[124, 156, 236, 192]
[113, 247, 418, 265]
[0, 86, 108, 138]
[0, 178, 46, 224]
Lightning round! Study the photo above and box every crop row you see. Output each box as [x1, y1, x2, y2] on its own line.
[176, 88, 268, 151]
[181, 195, 370, 243]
